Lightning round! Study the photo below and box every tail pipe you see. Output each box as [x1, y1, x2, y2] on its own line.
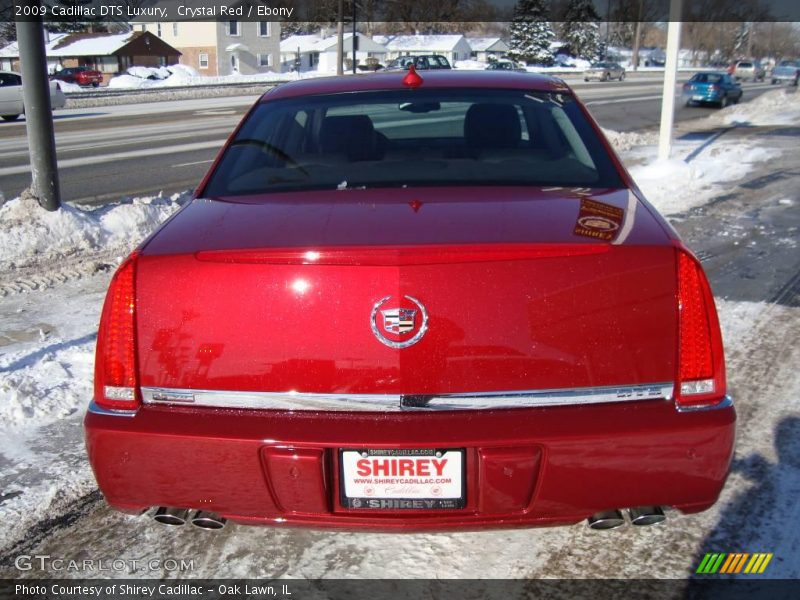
[586, 509, 625, 530]
[191, 510, 227, 530]
[628, 505, 666, 526]
[153, 507, 190, 526]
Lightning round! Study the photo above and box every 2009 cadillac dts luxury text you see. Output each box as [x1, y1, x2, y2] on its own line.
[84, 69, 735, 531]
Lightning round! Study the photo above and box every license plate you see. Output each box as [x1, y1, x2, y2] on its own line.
[693, 95, 705, 100]
[340, 448, 465, 509]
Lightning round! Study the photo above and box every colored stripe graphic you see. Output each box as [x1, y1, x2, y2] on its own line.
[697, 552, 773, 574]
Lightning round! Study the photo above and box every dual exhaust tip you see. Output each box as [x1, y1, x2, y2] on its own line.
[587, 506, 666, 530]
[153, 507, 226, 530]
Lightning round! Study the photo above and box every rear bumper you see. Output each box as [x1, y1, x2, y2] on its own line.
[84, 398, 735, 530]
[683, 90, 723, 103]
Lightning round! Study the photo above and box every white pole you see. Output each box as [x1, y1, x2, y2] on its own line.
[657, 0, 683, 161]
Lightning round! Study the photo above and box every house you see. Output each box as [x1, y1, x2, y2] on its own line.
[135, 19, 280, 75]
[467, 37, 509, 62]
[373, 35, 472, 64]
[279, 33, 388, 73]
[0, 31, 181, 83]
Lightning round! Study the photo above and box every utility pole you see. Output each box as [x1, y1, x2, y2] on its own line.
[336, 0, 344, 75]
[657, 0, 683, 161]
[16, 7, 61, 211]
[352, 1, 357, 74]
[631, 0, 643, 71]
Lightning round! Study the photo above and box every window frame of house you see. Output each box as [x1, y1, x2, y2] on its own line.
[156, 23, 162, 37]
[199, 53, 209, 69]
[258, 22, 270, 37]
[172, 22, 178, 37]
[258, 53, 272, 68]
[228, 21, 240, 36]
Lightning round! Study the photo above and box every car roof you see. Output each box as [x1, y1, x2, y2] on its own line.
[263, 71, 570, 102]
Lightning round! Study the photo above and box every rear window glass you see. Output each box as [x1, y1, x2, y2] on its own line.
[738, 62, 753, 68]
[202, 89, 623, 197]
[691, 73, 722, 83]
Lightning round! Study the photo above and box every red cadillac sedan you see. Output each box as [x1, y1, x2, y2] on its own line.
[85, 69, 735, 531]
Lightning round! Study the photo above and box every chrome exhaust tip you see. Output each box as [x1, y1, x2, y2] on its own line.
[190, 510, 226, 530]
[629, 506, 666, 526]
[153, 507, 190, 526]
[587, 509, 625, 530]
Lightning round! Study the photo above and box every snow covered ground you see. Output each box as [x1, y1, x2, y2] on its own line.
[0, 89, 798, 578]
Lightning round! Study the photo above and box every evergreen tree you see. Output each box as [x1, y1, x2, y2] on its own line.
[506, 0, 555, 66]
[560, 0, 601, 61]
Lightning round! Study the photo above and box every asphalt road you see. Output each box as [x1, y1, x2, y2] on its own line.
[0, 75, 780, 205]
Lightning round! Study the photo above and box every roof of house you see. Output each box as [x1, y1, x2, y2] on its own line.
[280, 33, 387, 54]
[467, 37, 509, 52]
[373, 34, 468, 52]
[0, 31, 165, 58]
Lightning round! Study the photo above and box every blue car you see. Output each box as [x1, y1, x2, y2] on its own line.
[682, 72, 743, 108]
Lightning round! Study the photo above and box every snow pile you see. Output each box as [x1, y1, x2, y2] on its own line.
[54, 80, 83, 93]
[0, 193, 187, 273]
[454, 59, 488, 70]
[126, 65, 172, 80]
[629, 143, 777, 214]
[719, 87, 800, 126]
[602, 128, 658, 152]
[106, 63, 303, 90]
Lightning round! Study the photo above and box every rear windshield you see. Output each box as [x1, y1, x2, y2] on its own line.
[202, 88, 623, 197]
[737, 62, 753, 68]
[691, 73, 723, 83]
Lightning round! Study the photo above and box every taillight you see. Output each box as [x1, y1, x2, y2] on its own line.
[94, 252, 140, 411]
[675, 250, 726, 408]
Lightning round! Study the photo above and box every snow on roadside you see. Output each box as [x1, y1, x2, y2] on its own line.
[0, 192, 187, 273]
[604, 88, 797, 215]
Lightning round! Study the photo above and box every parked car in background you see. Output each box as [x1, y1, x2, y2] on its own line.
[485, 60, 527, 72]
[732, 60, 765, 81]
[682, 72, 742, 108]
[85, 70, 734, 532]
[0, 70, 66, 121]
[583, 62, 625, 81]
[770, 60, 799, 85]
[51, 66, 103, 87]
[385, 55, 451, 71]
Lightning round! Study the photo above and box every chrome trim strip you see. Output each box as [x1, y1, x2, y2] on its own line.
[675, 395, 734, 413]
[141, 383, 674, 412]
[87, 400, 139, 418]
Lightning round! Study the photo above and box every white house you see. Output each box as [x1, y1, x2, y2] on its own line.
[467, 37, 509, 62]
[280, 33, 387, 73]
[373, 35, 472, 64]
[136, 19, 280, 75]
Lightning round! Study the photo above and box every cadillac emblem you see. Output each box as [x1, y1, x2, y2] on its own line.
[370, 295, 428, 348]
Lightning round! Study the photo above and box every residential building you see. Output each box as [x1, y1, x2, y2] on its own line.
[0, 31, 180, 83]
[136, 20, 280, 75]
[467, 37, 510, 62]
[280, 33, 388, 73]
[373, 35, 472, 64]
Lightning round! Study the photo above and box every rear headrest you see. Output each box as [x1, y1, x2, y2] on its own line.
[464, 103, 521, 150]
[319, 115, 376, 161]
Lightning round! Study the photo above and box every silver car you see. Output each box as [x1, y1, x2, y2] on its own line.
[732, 60, 765, 82]
[771, 60, 799, 85]
[583, 62, 626, 82]
[0, 70, 67, 122]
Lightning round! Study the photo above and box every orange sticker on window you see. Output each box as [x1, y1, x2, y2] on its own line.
[573, 198, 624, 241]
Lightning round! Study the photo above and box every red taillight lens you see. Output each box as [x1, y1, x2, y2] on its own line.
[676, 250, 726, 408]
[94, 253, 140, 411]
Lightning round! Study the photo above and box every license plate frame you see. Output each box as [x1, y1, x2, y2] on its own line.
[339, 448, 466, 510]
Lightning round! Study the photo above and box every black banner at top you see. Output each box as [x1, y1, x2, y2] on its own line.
[2, 0, 800, 23]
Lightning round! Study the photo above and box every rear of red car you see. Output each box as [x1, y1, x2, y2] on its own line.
[85, 73, 734, 530]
